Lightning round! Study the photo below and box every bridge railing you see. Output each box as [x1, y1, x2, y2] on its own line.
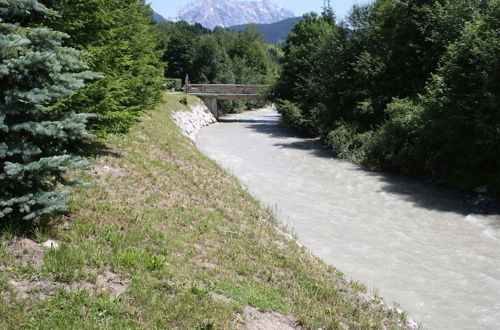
[184, 84, 269, 95]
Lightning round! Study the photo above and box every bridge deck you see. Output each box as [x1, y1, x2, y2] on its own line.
[185, 84, 269, 95]
[183, 83, 269, 119]
[189, 93, 262, 100]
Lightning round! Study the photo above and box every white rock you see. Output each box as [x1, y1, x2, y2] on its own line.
[173, 102, 217, 141]
[41, 240, 59, 249]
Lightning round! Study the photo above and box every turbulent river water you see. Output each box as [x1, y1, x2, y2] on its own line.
[196, 107, 500, 329]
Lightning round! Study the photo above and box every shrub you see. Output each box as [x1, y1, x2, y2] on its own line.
[366, 98, 425, 173]
[276, 100, 315, 135]
[165, 78, 182, 91]
[326, 123, 373, 164]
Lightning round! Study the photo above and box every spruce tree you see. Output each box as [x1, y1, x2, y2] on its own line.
[0, 0, 100, 221]
[39, 0, 165, 134]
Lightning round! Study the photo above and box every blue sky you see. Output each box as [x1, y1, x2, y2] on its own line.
[148, 0, 371, 21]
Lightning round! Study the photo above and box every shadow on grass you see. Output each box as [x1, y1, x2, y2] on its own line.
[68, 139, 122, 159]
[0, 215, 60, 241]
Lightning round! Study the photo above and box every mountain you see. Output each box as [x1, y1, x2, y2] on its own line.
[228, 17, 301, 44]
[171, 0, 294, 29]
[152, 10, 167, 23]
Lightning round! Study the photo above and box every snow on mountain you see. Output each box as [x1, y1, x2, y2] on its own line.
[170, 0, 294, 29]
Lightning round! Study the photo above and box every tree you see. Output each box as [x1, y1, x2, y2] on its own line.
[227, 26, 274, 84]
[39, 0, 164, 134]
[273, 12, 335, 133]
[0, 0, 100, 221]
[191, 34, 233, 84]
[162, 32, 193, 79]
[418, 0, 500, 192]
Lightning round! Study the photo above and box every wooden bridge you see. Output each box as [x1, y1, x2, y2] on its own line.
[183, 84, 269, 119]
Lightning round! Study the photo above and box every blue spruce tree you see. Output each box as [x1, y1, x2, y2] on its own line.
[0, 0, 100, 221]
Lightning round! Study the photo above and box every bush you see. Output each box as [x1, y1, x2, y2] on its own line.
[326, 123, 373, 164]
[276, 100, 315, 135]
[165, 78, 182, 91]
[366, 98, 425, 173]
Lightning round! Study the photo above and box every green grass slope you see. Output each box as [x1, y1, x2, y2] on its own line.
[0, 94, 413, 329]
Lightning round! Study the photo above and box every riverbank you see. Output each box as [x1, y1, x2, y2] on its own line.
[0, 94, 413, 328]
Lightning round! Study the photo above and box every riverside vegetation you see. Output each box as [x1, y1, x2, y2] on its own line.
[273, 0, 499, 198]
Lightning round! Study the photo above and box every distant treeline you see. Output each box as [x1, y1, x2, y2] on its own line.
[273, 0, 499, 197]
[157, 21, 279, 112]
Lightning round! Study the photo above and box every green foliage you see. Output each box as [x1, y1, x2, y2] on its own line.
[273, 12, 334, 105]
[157, 21, 276, 114]
[165, 78, 182, 91]
[191, 34, 234, 84]
[160, 21, 276, 85]
[367, 98, 425, 173]
[228, 28, 270, 83]
[274, 0, 500, 196]
[276, 100, 314, 134]
[0, 0, 99, 221]
[39, 0, 164, 134]
[417, 2, 500, 193]
[326, 122, 373, 164]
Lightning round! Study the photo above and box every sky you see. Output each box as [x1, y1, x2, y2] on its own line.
[148, 0, 371, 21]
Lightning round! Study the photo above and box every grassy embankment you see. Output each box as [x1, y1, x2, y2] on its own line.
[0, 94, 412, 329]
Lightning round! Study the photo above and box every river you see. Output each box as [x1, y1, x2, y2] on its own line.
[196, 107, 500, 329]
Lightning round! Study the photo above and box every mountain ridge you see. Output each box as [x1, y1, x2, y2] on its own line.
[227, 17, 301, 44]
[170, 0, 294, 29]
[152, 10, 167, 23]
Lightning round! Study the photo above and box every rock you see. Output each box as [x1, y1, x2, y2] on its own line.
[173, 102, 217, 141]
[94, 271, 128, 297]
[41, 240, 59, 249]
[9, 279, 60, 300]
[240, 306, 300, 330]
[276, 229, 293, 241]
[18, 238, 40, 250]
[8, 270, 129, 300]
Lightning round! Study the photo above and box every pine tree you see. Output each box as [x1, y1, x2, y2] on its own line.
[0, 0, 100, 221]
[39, 0, 165, 134]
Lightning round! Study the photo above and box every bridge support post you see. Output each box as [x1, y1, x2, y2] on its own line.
[202, 96, 219, 120]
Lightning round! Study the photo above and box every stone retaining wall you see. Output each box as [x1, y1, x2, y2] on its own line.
[172, 102, 216, 141]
